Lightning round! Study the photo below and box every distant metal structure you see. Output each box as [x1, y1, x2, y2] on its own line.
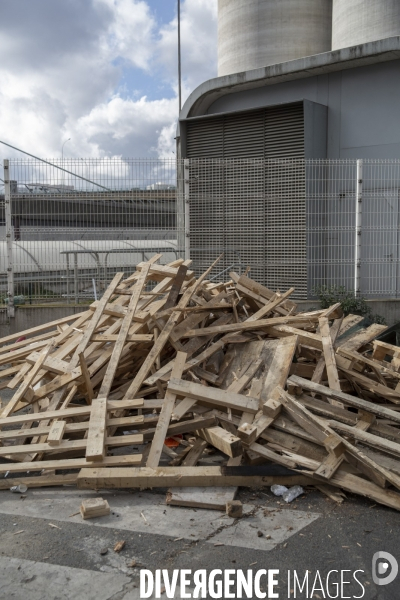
[2, 158, 400, 314]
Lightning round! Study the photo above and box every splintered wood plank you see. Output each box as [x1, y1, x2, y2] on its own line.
[261, 335, 298, 402]
[146, 351, 187, 468]
[98, 259, 157, 398]
[0, 454, 143, 474]
[167, 378, 259, 413]
[70, 272, 124, 367]
[318, 317, 342, 401]
[86, 397, 108, 461]
[47, 420, 66, 446]
[337, 324, 388, 368]
[124, 255, 222, 399]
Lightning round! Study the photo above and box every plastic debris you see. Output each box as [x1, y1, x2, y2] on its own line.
[10, 484, 28, 494]
[271, 485, 288, 497]
[282, 486, 304, 503]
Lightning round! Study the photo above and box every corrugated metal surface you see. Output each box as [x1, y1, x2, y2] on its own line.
[185, 102, 307, 297]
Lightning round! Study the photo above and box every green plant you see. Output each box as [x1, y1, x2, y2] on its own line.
[313, 285, 386, 325]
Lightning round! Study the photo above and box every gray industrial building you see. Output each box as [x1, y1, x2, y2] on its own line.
[177, 0, 400, 298]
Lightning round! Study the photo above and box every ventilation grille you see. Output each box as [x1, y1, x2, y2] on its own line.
[185, 103, 307, 298]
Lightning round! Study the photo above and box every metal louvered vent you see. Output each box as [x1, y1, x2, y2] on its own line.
[184, 102, 307, 298]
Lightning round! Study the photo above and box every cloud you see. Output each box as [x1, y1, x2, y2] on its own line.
[0, 0, 218, 162]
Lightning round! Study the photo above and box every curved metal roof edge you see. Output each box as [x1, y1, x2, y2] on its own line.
[178, 36, 400, 125]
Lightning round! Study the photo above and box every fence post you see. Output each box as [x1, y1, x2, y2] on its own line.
[354, 159, 363, 297]
[184, 159, 190, 260]
[4, 159, 15, 318]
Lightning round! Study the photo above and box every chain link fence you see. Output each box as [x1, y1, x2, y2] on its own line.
[1, 157, 400, 315]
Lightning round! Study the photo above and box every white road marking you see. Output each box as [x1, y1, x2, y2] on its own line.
[0, 555, 187, 600]
[0, 488, 320, 551]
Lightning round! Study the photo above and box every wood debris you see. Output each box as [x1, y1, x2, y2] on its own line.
[1, 254, 400, 511]
[80, 497, 110, 519]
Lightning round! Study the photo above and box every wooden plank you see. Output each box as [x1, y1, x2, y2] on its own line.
[1, 340, 55, 418]
[124, 255, 223, 399]
[181, 438, 208, 466]
[0, 311, 89, 347]
[90, 334, 153, 343]
[145, 313, 232, 386]
[319, 317, 341, 392]
[169, 292, 228, 342]
[70, 272, 124, 367]
[86, 398, 108, 461]
[0, 454, 143, 474]
[163, 264, 188, 309]
[0, 415, 145, 441]
[288, 375, 400, 424]
[0, 330, 56, 356]
[314, 452, 345, 480]
[98, 260, 156, 398]
[0, 475, 78, 489]
[278, 388, 400, 490]
[146, 351, 187, 468]
[0, 398, 143, 427]
[0, 340, 52, 367]
[78, 353, 94, 404]
[328, 420, 400, 459]
[267, 326, 322, 350]
[143, 416, 217, 441]
[77, 466, 312, 489]
[47, 420, 66, 446]
[340, 324, 388, 352]
[197, 426, 242, 458]
[263, 447, 400, 511]
[32, 367, 83, 401]
[182, 316, 317, 338]
[0, 433, 143, 457]
[167, 378, 259, 414]
[312, 317, 343, 384]
[166, 487, 237, 510]
[261, 335, 298, 402]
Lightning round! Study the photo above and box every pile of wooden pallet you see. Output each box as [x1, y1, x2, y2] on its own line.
[2, 253, 400, 511]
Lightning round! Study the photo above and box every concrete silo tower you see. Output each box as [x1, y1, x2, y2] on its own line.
[332, 0, 400, 50]
[218, 0, 333, 77]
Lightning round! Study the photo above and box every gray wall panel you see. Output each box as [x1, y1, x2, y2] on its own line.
[204, 59, 400, 159]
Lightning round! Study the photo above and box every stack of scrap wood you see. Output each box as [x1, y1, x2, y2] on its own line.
[1, 253, 400, 512]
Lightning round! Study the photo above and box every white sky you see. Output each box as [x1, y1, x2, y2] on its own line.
[0, 0, 218, 161]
